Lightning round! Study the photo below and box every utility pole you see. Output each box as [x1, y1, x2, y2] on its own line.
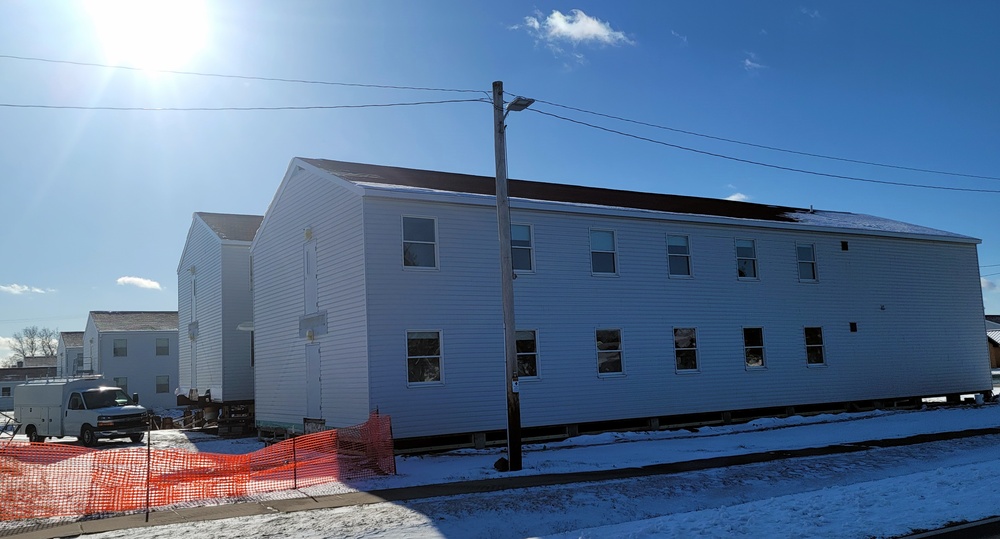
[493, 80, 522, 471]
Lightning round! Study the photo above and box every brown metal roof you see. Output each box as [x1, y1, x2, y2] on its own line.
[300, 158, 801, 223]
[196, 212, 263, 242]
[90, 311, 178, 332]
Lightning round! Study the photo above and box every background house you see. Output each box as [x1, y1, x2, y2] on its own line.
[251, 158, 991, 445]
[57, 331, 84, 377]
[986, 318, 1000, 369]
[83, 311, 179, 410]
[176, 212, 261, 407]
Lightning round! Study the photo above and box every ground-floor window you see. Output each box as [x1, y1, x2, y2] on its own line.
[596, 328, 623, 374]
[516, 330, 538, 378]
[673, 327, 699, 371]
[743, 327, 766, 368]
[407, 331, 442, 384]
[805, 327, 825, 365]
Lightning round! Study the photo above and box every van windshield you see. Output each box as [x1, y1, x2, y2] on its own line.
[81, 388, 134, 409]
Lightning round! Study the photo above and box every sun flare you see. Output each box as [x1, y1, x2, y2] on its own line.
[84, 0, 209, 72]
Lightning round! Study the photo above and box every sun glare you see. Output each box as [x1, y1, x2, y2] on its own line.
[84, 0, 209, 72]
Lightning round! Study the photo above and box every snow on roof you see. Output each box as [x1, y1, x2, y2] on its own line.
[298, 158, 976, 242]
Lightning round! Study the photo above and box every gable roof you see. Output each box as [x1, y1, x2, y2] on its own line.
[60, 331, 84, 348]
[89, 311, 178, 332]
[195, 212, 263, 242]
[297, 158, 974, 242]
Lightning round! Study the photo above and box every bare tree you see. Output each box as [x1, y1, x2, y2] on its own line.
[8, 326, 59, 365]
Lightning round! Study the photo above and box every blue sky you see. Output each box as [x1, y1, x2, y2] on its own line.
[1, 1, 998, 360]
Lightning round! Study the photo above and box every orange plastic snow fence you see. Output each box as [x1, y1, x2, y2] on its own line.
[0, 412, 395, 521]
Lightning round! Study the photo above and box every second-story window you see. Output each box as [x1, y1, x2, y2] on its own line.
[512, 224, 534, 272]
[797, 244, 817, 281]
[403, 216, 437, 268]
[113, 339, 127, 357]
[590, 229, 617, 275]
[155, 338, 170, 356]
[667, 235, 691, 277]
[736, 239, 758, 279]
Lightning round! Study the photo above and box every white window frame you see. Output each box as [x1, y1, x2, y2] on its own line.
[667, 234, 692, 278]
[743, 327, 766, 369]
[511, 223, 535, 273]
[156, 375, 170, 393]
[516, 329, 539, 379]
[590, 229, 618, 276]
[805, 326, 826, 366]
[406, 330, 444, 386]
[672, 327, 699, 373]
[596, 328, 625, 376]
[113, 339, 127, 357]
[735, 238, 759, 280]
[797, 243, 818, 282]
[402, 216, 438, 270]
[155, 338, 170, 356]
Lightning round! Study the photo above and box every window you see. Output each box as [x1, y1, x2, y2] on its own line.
[596, 328, 623, 374]
[75, 353, 83, 368]
[113, 377, 128, 394]
[402, 217, 437, 268]
[113, 339, 127, 357]
[406, 331, 442, 384]
[736, 239, 758, 279]
[743, 327, 766, 368]
[155, 338, 170, 356]
[805, 327, 825, 365]
[68, 393, 82, 409]
[797, 244, 817, 281]
[667, 235, 691, 277]
[590, 229, 617, 274]
[511, 224, 534, 272]
[850, 322, 858, 333]
[516, 330, 538, 378]
[156, 375, 170, 393]
[673, 327, 699, 371]
[1, 387, 9, 398]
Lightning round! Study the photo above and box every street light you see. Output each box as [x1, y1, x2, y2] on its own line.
[493, 80, 532, 472]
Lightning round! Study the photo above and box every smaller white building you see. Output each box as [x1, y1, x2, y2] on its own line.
[83, 311, 179, 410]
[57, 331, 84, 377]
[176, 212, 262, 404]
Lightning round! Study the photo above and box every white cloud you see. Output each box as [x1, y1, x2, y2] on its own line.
[670, 30, 688, 45]
[743, 52, 766, 71]
[983, 278, 997, 292]
[800, 7, 821, 19]
[0, 283, 51, 294]
[116, 276, 162, 290]
[0, 336, 12, 364]
[726, 192, 749, 202]
[518, 9, 634, 49]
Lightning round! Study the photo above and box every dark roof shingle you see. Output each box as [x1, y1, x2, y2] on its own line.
[60, 331, 84, 348]
[90, 311, 178, 332]
[196, 212, 263, 242]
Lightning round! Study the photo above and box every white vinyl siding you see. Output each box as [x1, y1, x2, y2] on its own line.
[252, 166, 370, 432]
[253, 158, 990, 440]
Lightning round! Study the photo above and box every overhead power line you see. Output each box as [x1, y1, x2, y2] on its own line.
[0, 54, 487, 96]
[521, 95, 1000, 182]
[528, 108, 1000, 194]
[0, 98, 488, 112]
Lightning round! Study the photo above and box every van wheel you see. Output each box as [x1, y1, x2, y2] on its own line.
[25, 425, 44, 443]
[129, 433, 144, 443]
[79, 425, 98, 447]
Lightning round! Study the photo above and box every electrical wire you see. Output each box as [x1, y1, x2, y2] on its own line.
[527, 108, 1000, 194]
[0, 54, 488, 95]
[515, 94, 1000, 182]
[0, 98, 488, 111]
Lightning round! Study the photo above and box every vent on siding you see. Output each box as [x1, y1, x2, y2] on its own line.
[849, 322, 858, 333]
[841, 241, 849, 251]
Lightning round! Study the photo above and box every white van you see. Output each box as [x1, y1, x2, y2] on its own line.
[14, 377, 149, 446]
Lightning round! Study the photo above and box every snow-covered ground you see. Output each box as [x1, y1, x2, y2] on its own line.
[8, 403, 1000, 538]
